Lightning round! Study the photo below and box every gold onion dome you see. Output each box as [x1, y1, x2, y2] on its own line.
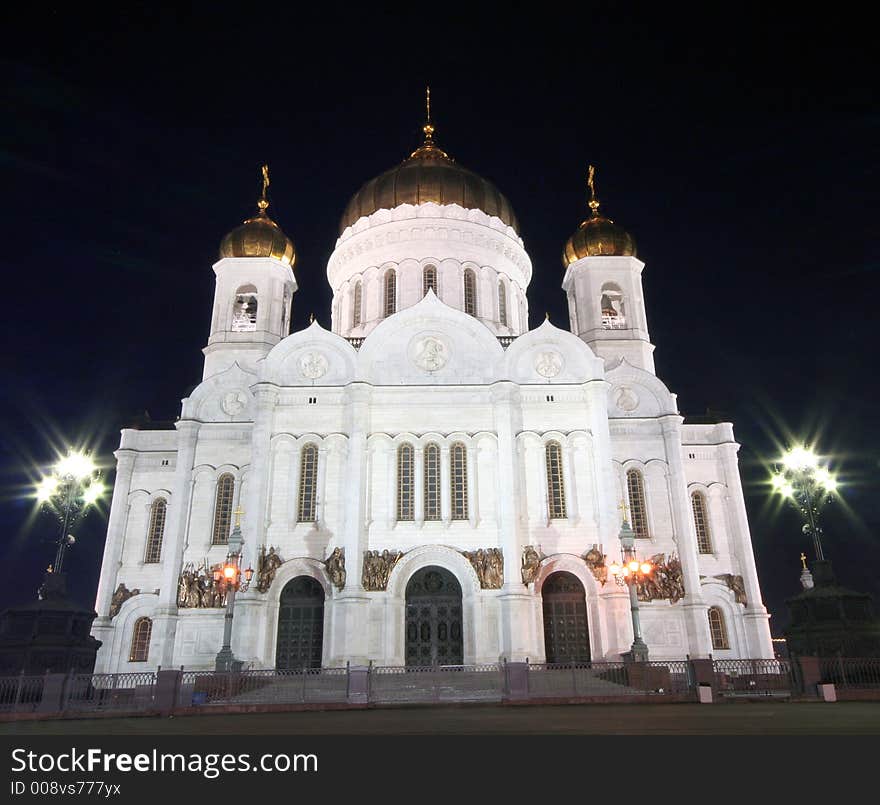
[340, 88, 519, 235]
[219, 166, 296, 267]
[562, 165, 636, 267]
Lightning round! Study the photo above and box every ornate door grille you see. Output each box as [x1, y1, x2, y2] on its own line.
[542, 571, 590, 663]
[276, 576, 324, 670]
[405, 567, 464, 666]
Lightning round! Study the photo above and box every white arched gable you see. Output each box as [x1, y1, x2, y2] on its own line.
[261, 320, 358, 386]
[183, 362, 257, 422]
[605, 359, 678, 418]
[500, 317, 603, 384]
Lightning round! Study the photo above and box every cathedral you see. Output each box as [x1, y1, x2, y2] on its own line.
[91, 105, 774, 673]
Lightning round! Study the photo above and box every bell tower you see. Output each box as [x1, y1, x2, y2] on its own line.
[203, 166, 298, 379]
[561, 166, 655, 373]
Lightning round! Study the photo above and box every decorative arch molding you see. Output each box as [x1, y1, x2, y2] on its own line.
[500, 317, 604, 383]
[699, 580, 745, 653]
[516, 429, 592, 452]
[533, 553, 601, 600]
[269, 557, 334, 600]
[191, 463, 245, 483]
[269, 432, 348, 449]
[183, 362, 257, 422]
[605, 359, 679, 418]
[385, 545, 482, 600]
[105, 592, 160, 673]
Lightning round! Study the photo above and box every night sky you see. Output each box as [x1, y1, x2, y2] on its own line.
[1, 6, 876, 640]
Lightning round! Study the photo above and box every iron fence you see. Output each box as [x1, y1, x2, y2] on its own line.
[524, 660, 693, 698]
[712, 659, 793, 698]
[818, 657, 880, 689]
[63, 672, 157, 712]
[179, 667, 350, 707]
[0, 673, 45, 713]
[369, 664, 504, 704]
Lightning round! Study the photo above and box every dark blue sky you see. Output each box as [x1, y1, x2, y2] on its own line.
[0, 5, 876, 636]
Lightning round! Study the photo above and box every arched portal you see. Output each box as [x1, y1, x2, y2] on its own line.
[275, 576, 324, 670]
[405, 566, 463, 666]
[541, 571, 590, 663]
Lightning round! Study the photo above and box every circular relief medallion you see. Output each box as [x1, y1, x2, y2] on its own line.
[614, 386, 639, 412]
[411, 335, 449, 372]
[221, 391, 248, 416]
[299, 352, 329, 380]
[534, 350, 563, 378]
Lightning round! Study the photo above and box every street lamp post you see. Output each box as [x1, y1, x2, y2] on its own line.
[770, 445, 838, 562]
[35, 449, 105, 578]
[214, 507, 254, 672]
[609, 507, 654, 663]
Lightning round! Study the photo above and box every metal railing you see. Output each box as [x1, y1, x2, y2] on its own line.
[0, 673, 46, 713]
[179, 667, 350, 707]
[369, 663, 504, 704]
[63, 672, 157, 712]
[524, 660, 693, 698]
[712, 659, 793, 698]
[818, 657, 880, 689]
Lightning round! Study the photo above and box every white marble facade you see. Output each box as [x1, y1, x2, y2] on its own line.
[91, 154, 774, 673]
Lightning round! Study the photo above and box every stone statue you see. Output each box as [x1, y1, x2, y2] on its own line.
[637, 553, 685, 604]
[521, 546, 541, 585]
[362, 549, 403, 591]
[256, 546, 284, 593]
[715, 573, 747, 605]
[177, 562, 226, 608]
[463, 548, 503, 589]
[583, 546, 608, 586]
[109, 582, 140, 618]
[326, 547, 346, 590]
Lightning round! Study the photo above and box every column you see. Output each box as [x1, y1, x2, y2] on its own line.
[154, 419, 201, 667]
[244, 384, 278, 553]
[583, 380, 617, 546]
[562, 442, 579, 524]
[660, 415, 712, 657]
[718, 432, 773, 658]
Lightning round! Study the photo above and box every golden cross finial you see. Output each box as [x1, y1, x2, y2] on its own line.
[587, 164, 600, 217]
[800, 552, 807, 570]
[233, 505, 244, 528]
[309, 312, 315, 323]
[618, 499, 630, 521]
[423, 85, 435, 143]
[258, 164, 270, 213]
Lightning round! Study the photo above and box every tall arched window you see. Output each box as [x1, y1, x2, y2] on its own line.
[463, 268, 477, 316]
[144, 497, 167, 563]
[498, 279, 508, 327]
[211, 473, 235, 545]
[298, 444, 318, 523]
[129, 617, 152, 662]
[231, 284, 258, 332]
[600, 283, 626, 329]
[692, 491, 713, 553]
[384, 269, 396, 317]
[423, 265, 437, 297]
[708, 607, 729, 650]
[545, 441, 566, 519]
[424, 443, 441, 521]
[450, 442, 468, 520]
[397, 443, 414, 521]
[626, 469, 649, 539]
[352, 281, 362, 327]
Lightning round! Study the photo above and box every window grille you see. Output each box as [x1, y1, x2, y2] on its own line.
[211, 474, 235, 545]
[129, 618, 152, 662]
[397, 443, 414, 521]
[498, 280, 507, 326]
[463, 269, 477, 316]
[298, 444, 318, 522]
[450, 442, 468, 520]
[424, 443, 441, 521]
[144, 497, 166, 563]
[352, 281, 362, 327]
[692, 491, 713, 553]
[384, 270, 396, 317]
[545, 441, 567, 519]
[708, 607, 729, 650]
[423, 265, 437, 296]
[626, 469, 650, 538]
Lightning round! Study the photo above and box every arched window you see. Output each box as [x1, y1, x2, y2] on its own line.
[463, 268, 477, 316]
[423, 265, 437, 297]
[626, 469, 649, 539]
[708, 607, 729, 650]
[352, 281, 362, 328]
[545, 441, 566, 519]
[231, 284, 258, 332]
[297, 444, 318, 523]
[600, 283, 626, 330]
[144, 497, 167, 563]
[450, 442, 468, 520]
[397, 443, 414, 521]
[211, 474, 235, 545]
[692, 491, 713, 553]
[384, 269, 396, 317]
[424, 443, 441, 521]
[498, 279, 508, 327]
[129, 617, 152, 662]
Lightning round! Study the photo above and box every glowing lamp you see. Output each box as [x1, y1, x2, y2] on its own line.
[82, 481, 105, 505]
[223, 565, 237, 581]
[770, 474, 785, 490]
[609, 562, 621, 576]
[244, 567, 254, 583]
[55, 450, 96, 480]
[213, 568, 222, 583]
[640, 563, 652, 575]
[628, 560, 640, 572]
[36, 476, 59, 502]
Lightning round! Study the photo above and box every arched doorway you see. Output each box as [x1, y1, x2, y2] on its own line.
[405, 566, 463, 666]
[542, 571, 590, 663]
[275, 576, 324, 670]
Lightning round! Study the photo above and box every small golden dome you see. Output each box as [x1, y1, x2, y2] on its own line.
[219, 166, 296, 267]
[562, 166, 636, 267]
[340, 90, 518, 234]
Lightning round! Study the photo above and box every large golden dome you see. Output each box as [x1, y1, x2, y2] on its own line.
[562, 167, 636, 267]
[340, 118, 519, 235]
[219, 167, 296, 267]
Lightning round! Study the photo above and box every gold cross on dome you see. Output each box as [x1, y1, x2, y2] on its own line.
[233, 506, 244, 528]
[800, 552, 807, 570]
[618, 499, 630, 520]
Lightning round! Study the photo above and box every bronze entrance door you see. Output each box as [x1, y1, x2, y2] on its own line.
[542, 571, 590, 663]
[405, 566, 464, 666]
[275, 576, 324, 669]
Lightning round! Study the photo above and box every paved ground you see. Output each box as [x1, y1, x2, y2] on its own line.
[2, 701, 879, 734]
